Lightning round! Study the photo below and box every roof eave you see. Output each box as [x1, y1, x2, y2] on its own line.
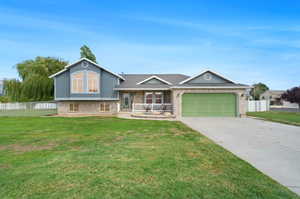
[49, 69, 67, 78]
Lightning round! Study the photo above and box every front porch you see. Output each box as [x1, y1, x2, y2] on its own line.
[119, 90, 174, 115]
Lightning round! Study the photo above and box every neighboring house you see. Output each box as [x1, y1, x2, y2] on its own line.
[260, 90, 299, 109]
[49, 58, 250, 118]
[0, 80, 4, 96]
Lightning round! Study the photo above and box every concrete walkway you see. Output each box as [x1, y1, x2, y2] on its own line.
[181, 117, 300, 195]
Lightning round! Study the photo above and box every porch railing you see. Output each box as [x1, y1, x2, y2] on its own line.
[132, 103, 173, 112]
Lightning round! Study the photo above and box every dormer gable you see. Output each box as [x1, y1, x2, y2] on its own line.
[179, 70, 235, 85]
[136, 75, 172, 85]
[49, 58, 124, 80]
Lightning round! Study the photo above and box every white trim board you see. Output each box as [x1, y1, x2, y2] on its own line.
[49, 58, 125, 80]
[179, 69, 236, 85]
[136, 75, 172, 85]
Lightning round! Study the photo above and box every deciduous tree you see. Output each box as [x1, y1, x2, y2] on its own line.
[250, 83, 269, 100]
[281, 86, 300, 110]
[4, 57, 68, 102]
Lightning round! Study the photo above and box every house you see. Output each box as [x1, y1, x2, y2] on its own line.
[260, 90, 299, 109]
[49, 58, 250, 118]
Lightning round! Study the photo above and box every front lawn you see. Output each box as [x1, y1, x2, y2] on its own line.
[247, 111, 300, 126]
[0, 117, 298, 199]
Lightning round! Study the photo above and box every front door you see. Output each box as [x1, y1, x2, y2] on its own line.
[121, 93, 132, 111]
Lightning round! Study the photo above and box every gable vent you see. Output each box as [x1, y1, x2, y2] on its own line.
[81, 61, 89, 68]
[204, 73, 212, 80]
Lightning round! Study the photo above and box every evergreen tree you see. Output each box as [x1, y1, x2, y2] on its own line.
[80, 45, 97, 63]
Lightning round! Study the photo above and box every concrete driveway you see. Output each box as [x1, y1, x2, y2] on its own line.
[181, 117, 300, 195]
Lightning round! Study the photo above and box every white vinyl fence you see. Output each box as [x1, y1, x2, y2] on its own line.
[248, 100, 269, 112]
[0, 101, 57, 116]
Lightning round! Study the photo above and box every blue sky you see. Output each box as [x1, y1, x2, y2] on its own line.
[0, 0, 300, 89]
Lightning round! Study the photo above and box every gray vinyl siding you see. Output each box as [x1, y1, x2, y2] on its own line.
[187, 72, 229, 84]
[101, 70, 119, 98]
[55, 71, 70, 98]
[54, 61, 120, 100]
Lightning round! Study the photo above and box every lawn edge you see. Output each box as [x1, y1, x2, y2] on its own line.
[246, 114, 300, 127]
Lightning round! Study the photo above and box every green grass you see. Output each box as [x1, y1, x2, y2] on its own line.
[247, 111, 300, 126]
[0, 117, 298, 199]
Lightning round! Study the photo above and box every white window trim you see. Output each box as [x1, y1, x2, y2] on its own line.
[87, 71, 100, 94]
[144, 92, 164, 104]
[145, 92, 153, 104]
[154, 92, 163, 104]
[70, 70, 100, 94]
[71, 71, 85, 94]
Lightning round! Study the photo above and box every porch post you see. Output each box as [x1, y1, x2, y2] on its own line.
[117, 102, 120, 112]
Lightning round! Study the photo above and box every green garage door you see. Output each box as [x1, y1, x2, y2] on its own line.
[182, 93, 237, 117]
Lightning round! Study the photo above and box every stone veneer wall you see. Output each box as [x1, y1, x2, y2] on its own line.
[57, 101, 118, 115]
[132, 91, 144, 103]
[172, 88, 247, 119]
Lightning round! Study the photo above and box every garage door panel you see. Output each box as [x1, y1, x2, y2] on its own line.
[182, 93, 236, 117]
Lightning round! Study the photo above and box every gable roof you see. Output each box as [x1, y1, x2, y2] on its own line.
[115, 73, 249, 90]
[49, 58, 125, 80]
[179, 69, 235, 85]
[137, 75, 172, 85]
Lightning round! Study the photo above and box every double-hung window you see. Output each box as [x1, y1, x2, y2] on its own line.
[145, 92, 153, 104]
[155, 92, 163, 104]
[145, 92, 163, 104]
